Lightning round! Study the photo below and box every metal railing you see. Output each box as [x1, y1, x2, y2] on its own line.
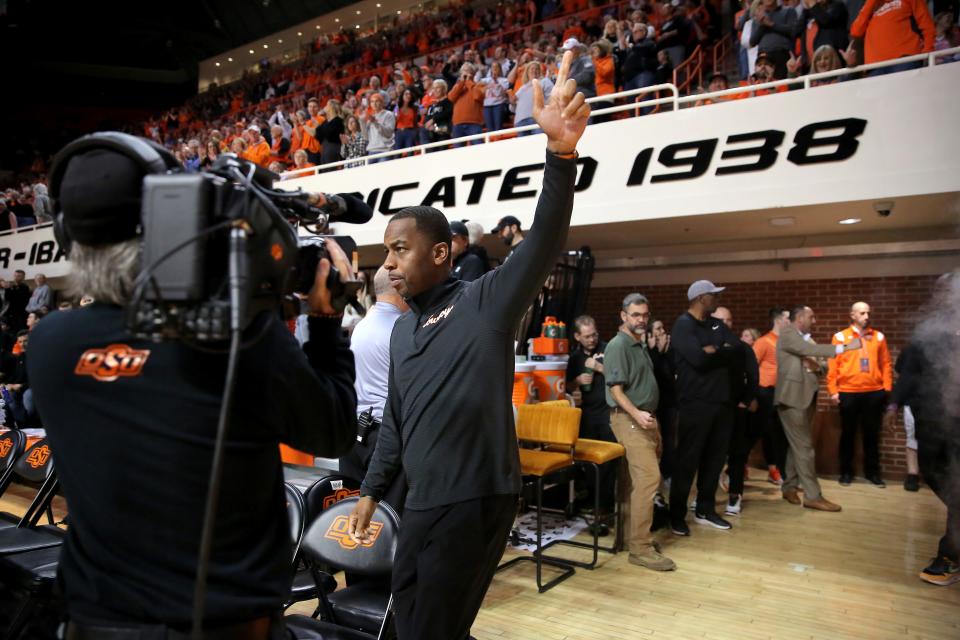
[712, 33, 734, 75]
[281, 45, 960, 180]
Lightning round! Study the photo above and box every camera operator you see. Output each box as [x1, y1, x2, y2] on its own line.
[27, 137, 358, 640]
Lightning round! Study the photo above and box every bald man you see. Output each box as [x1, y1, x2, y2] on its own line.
[827, 302, 893, 487]
[339, 267, 409, 510]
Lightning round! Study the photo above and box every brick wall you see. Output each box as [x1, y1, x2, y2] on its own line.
[584, 275, 939, 480]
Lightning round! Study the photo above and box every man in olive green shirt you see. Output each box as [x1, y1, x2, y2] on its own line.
[604, 293, 675, 571]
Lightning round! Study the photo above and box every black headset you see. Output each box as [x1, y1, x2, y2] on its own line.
[48, 131, 180, 255]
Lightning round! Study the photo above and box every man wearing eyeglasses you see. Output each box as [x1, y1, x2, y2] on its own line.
[567, 315, 615, 517]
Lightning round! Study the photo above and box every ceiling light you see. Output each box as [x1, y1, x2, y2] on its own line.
[215, 62, 221, 67]
[838, 218, 862, 225]
[355, 24, 360, 28]
[376, 2, 381, 6]
[263, 44, 269, 48]
[227, 57, 233, 62]
[277, 39, 283, 43]
[316, 24, 321, 29]
[397, 9, 402, 13]
[249, 49, 255, 54]
[335, 18, 340, 22]
[768, 216, 795, 227]
[356, 9, 361, 14]
[297, 31, 302, 36]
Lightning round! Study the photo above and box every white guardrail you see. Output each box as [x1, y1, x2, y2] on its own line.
[281, 45, 960, 179]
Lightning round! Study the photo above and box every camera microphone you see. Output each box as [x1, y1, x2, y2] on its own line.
[287, 191, 374, 225]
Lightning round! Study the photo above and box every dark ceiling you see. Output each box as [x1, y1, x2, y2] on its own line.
[3, 0, 356, 102]
[1, 0, 357, 174]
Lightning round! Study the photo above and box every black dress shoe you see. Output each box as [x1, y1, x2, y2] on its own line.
[866, 475, 886, 488]
[904, 474, 920, 492]
[839, 474, 853, 486]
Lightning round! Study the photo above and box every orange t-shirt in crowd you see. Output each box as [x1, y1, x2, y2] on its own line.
[827, 326, 893, 395]
[243, 140, 272, 167]
[594, 56, 615, 96]
[396, 106, 418, 129]
[753, 332, 779, 388]
[733, 80, 788, 99]
[302, 116, 325, 153]
[289, 126, 304, 155]
[448, 79, 486, 125]
[850, 0, 935, 64]
[269, 138, 290, 165]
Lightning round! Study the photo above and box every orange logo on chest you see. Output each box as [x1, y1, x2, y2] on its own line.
[75, 344, 151, 382]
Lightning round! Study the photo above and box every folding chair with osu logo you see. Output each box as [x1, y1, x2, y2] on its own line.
[285, 497, 400, 640]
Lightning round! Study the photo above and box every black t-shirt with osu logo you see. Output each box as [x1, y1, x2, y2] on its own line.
[27, 302, 356, 626]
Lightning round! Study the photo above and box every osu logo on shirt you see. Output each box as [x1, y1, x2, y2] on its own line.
[0, 439, 12, 458]
[324, 515, 383, 550]
[322, 488, 361, 510]
[26, 445, 51, 469]
[75, 344, 151, 382]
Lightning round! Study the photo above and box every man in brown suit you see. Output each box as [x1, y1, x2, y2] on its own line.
[776, 306, 861, 512]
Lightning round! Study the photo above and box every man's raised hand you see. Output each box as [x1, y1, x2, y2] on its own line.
[533, 50, 591, 155]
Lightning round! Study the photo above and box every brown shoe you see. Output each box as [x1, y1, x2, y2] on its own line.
[629, 549, 677, 571]
[782, 489, 801, 505]
[803, 497, 841, 512]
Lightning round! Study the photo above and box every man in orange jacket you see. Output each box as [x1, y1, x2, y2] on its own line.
[828, 301, 893, 487]
[850, 0, 935, 73]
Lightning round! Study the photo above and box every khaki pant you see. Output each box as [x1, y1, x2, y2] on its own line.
[777, 402, 823, 502]
[610, 410, 661, 554]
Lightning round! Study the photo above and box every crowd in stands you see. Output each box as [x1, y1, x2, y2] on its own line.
[0, 271, 80, 429]
[133, 0, 734, 173]
[6, 0, 958, 188]
[0, 184, 53, 231]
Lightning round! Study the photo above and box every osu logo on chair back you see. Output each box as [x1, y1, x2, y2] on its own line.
[0, 439, 12, 459]
[324, 515, 384, 550]
[75, 344, 150, 382]
[322, 487, 361, 510]
[26, 444, 51, 469]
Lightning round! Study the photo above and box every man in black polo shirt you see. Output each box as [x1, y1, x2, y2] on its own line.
[347, 51, 591, 640]
[605, 293, 675, 571]
[669, 280, 742, 536]
[566, 315, 615, 513]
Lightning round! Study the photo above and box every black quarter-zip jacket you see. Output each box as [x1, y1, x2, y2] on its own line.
[361, 151, 577, 510]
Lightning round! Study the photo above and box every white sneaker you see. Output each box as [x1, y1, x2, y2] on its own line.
[725, 495, 742, 516]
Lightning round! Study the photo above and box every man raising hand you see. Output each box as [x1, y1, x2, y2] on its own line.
[347, 51, 590, 640]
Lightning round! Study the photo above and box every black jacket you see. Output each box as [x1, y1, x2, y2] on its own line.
[730, 340, 760, 406]
[804, 1, 849, 54]
[670, 312, 741, 406]
[566, 340, 608, 425]
[621, 39, 659, 82]
[361, 152, 577, 509]
[27, 305, 356, 625]
[452, 247, 488, 282]
[892, 335, 960, 426]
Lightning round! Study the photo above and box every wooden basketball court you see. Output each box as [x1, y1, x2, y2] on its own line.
[7, 473, 957, 640]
